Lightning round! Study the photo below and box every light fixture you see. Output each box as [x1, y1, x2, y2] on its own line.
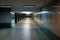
[35, 11, 51, 14]
[23, 5, 36, 8]
[10, 12, 15, 14]
[21, 11, 33, 15]
[40, 11, 49, 13]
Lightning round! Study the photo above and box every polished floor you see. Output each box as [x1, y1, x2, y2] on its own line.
[0, 18, 60, 40]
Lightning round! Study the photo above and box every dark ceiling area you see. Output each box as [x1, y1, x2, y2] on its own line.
[0, 0, 59, 11]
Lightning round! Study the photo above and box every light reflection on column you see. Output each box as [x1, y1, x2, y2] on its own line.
[10, 12, 15, 28]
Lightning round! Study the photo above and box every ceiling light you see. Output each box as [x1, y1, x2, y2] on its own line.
[21, 11, 33, 14]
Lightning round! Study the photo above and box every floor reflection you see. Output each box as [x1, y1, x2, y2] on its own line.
[22, 18, 31, 40]
[0, 17, 60, 40]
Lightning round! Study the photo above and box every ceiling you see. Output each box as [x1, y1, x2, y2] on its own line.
[0, 0, 52, 11]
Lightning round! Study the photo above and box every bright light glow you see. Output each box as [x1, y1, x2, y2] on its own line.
[40, 11, 49, 13]
[35, 11, 51, 14]
[21, 11, 32, 14]
[10, 12, 15, 14]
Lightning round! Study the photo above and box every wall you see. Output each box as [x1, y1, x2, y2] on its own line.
[51, 3, 60, 37]
[0, 8, 11, 28]
[34, 0, 60, 38]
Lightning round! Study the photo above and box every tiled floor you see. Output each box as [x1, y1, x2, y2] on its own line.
[0, 18, 59, 40]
